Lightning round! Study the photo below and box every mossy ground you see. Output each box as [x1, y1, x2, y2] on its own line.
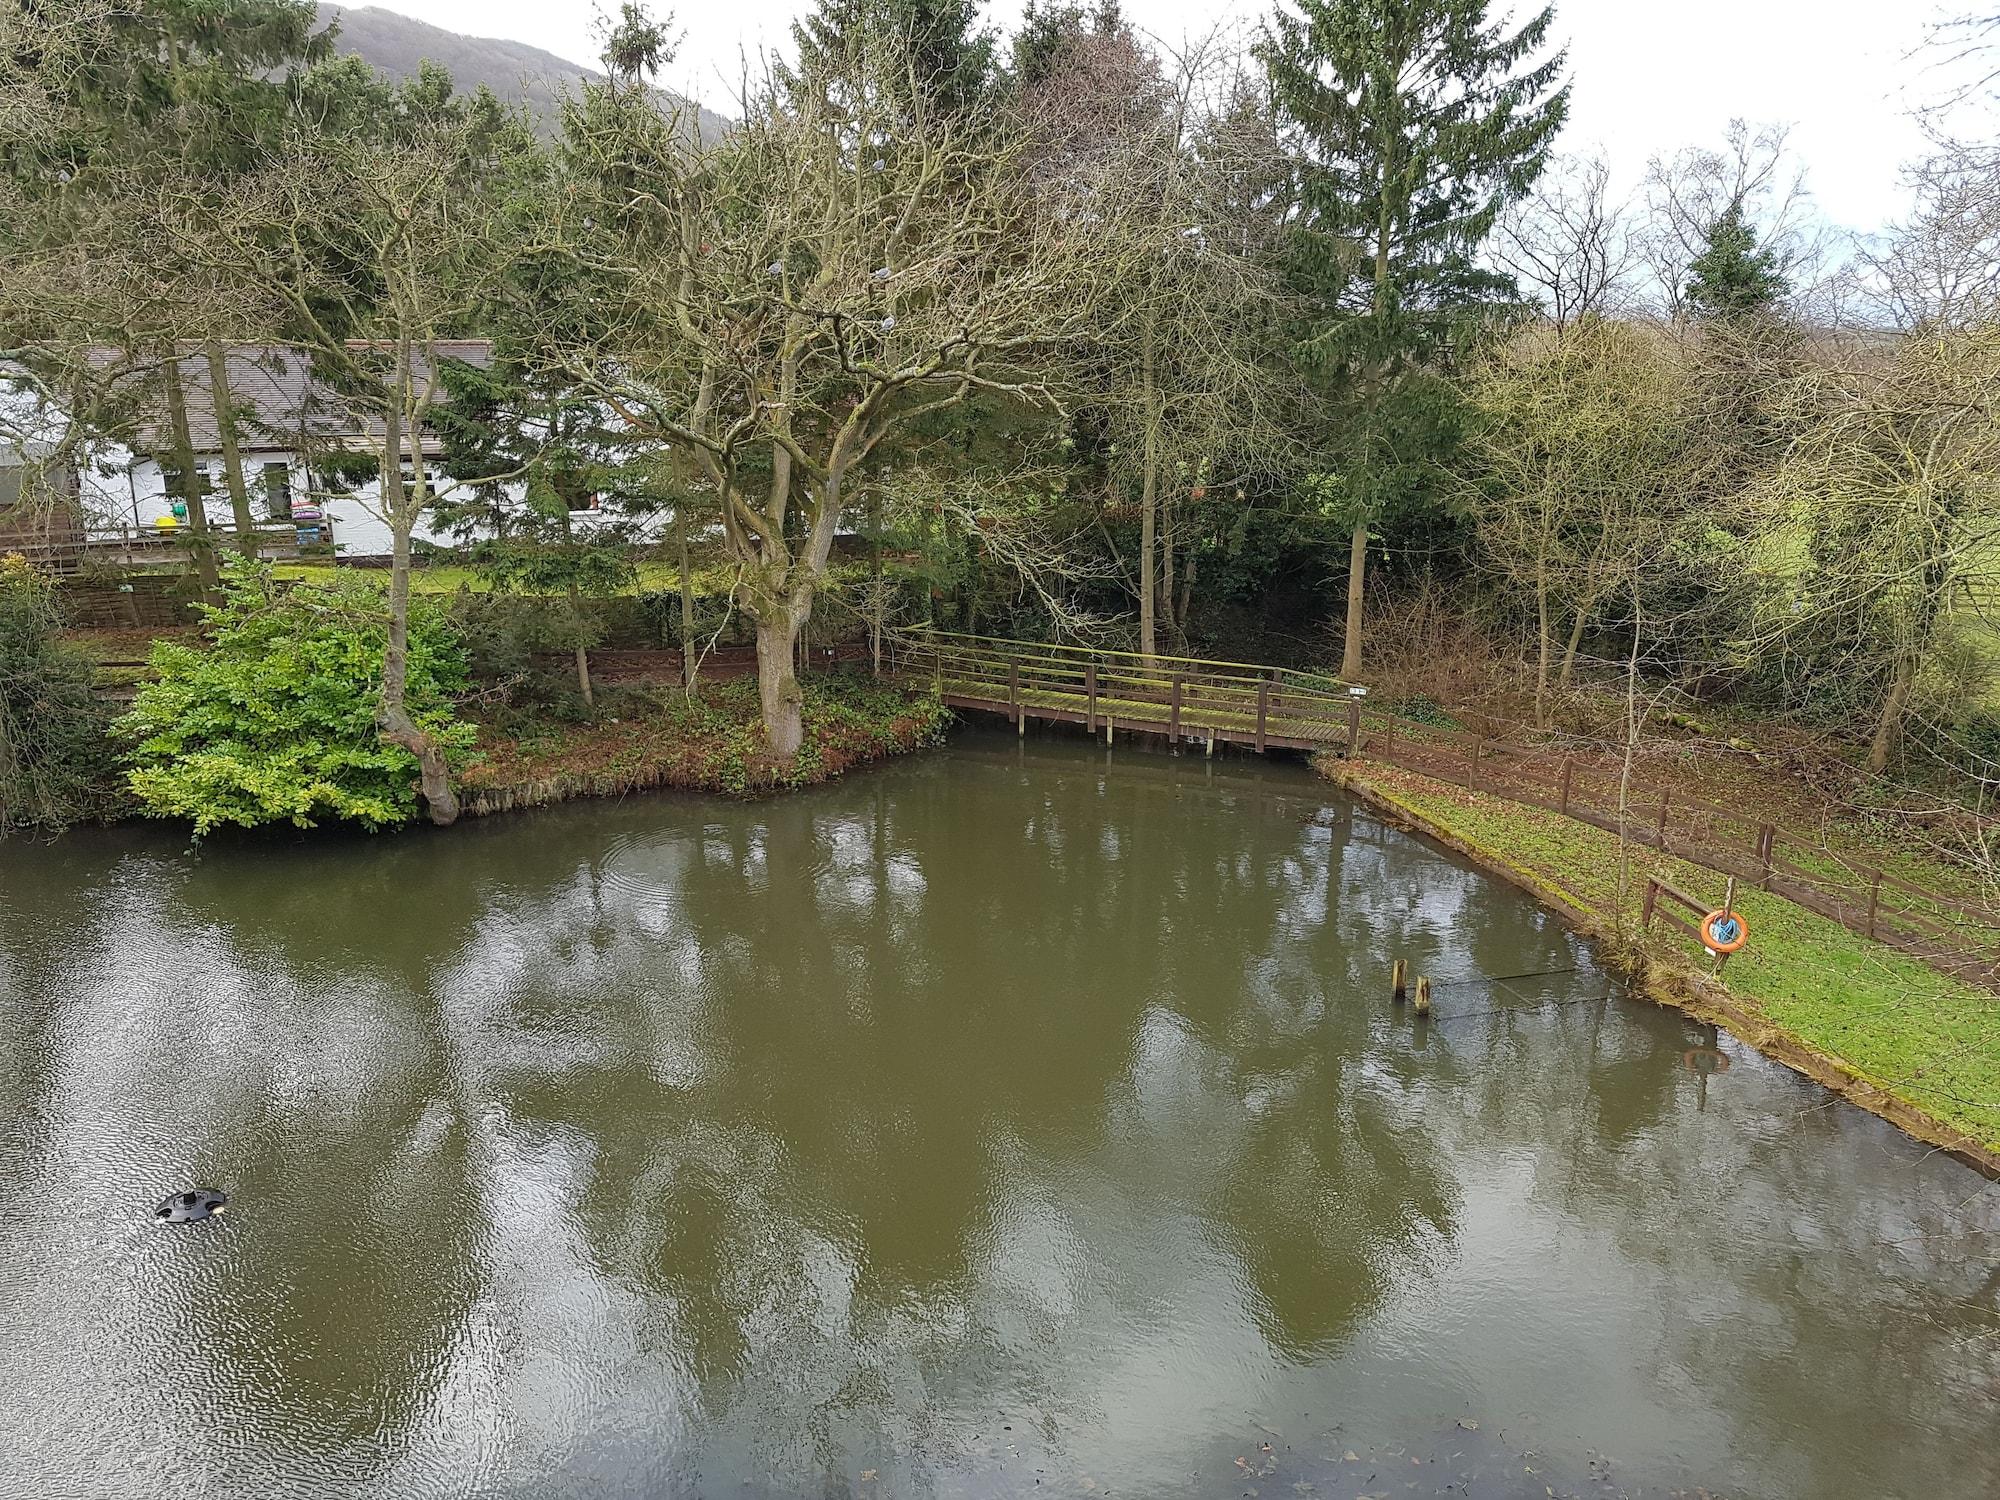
[461, 671, 949, 807]
[1337, 761, 2000, 1153]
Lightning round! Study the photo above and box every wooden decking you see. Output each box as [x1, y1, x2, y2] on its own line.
[888, 630, 1366, 754]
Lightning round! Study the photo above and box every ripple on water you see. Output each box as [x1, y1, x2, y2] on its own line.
[596, 829, 702, 914]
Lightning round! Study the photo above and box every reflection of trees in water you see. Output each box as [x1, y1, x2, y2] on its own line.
[1424, 962, 2000, 1498]
[0, 839, 494, 1494]
[7, 745, 1996, 1498]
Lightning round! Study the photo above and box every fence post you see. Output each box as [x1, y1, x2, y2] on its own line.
[1656, 791, 1671, 851]
[1009, 662, 1020, 726]
[1757, 823, 1774, 890]
[1170, 674, 1183, 744]
[1086, 660, 1098, 733]
[1559, 757, 1574, 816]
[1256, 676, 1269, 752]
[1641, 878, 1658, 933]
[1346, 698, 1361, 758]
[1467, 734, 1483, 787]
[1866, 868, 1882, 939]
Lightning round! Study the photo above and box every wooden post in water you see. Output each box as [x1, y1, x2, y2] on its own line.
[1391, 958, 1407, 1004]
[1256, 676, 1270, 753]
[1086, 660, 1098, 733]
[1558, 757, 1574, 816]
[1413, 975, 1432, 1017]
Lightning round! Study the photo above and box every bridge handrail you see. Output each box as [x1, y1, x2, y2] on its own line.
[893, 626, 1351, 694]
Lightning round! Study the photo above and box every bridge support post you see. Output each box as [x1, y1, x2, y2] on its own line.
[1170, 675, 1183, 745]
[1086, 661, 1098, 732]
[1345, 699, 1360, 758]
[1256, 676, 1269, 753]
[1009, 663, 1020, 727]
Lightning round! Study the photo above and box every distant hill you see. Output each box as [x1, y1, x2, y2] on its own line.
[314, 5, 730, 138]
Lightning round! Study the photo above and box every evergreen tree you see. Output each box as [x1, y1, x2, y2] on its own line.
[1260, 0, 1566, 678]
[1684, 200, 1788, 320]
[786, 0, 998, 116]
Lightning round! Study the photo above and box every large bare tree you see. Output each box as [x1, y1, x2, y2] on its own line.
[532, 42, 1108, 755]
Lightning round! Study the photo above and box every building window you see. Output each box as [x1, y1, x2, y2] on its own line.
[162, 465, 212, 502]
[262, 462, 293, 519]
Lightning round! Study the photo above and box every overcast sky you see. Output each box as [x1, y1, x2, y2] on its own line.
[351, 0, 1990, 237]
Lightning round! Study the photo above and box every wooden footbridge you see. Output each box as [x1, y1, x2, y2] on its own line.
[887, 629, 1370, 755]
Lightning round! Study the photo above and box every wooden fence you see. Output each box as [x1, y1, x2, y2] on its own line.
[1357, 715, 2000, 985]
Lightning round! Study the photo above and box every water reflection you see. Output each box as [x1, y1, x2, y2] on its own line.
[0, 731, 1994, 1498]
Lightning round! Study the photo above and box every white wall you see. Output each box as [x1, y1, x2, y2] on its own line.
[101, 447, 664, 560]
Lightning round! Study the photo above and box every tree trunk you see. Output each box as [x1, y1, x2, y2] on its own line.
[1868, 654, 1916, 777]
[373, 384, 458, 826]
[677, 497, 696, 692]
[1339, 521, 1366, 680]
[1534, 579, 1553, 730]
[754, 607, 805, 758]
[1138, 314, 1160, 662]
[567, 580, 593, 707]
[870, 488, 885, 677]
[1558, 605, 1591, 687]
[203, 341, 257, 555]
[160, 354, 219, 602]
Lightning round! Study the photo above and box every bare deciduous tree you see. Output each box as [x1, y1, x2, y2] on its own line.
[531, 47, 1111, 755]
[1489, 150, 1635, 328]
[1640, 120, 1830, 320]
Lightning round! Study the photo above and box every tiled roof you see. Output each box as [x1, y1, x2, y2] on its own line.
[90, 342, 494, 455]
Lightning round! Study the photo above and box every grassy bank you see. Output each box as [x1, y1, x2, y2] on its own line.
[1326, 759, 2000, 1160]
[460, 672, 949, 812]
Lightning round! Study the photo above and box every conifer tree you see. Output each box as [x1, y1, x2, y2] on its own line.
[1260, 0, 1566, 678]
[786, 0, 998, 115]
[1685, 200, 1789, 320]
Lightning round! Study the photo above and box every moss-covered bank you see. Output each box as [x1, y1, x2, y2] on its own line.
[1323, 758, 2000, 1169]
[460, 672, 949, 814]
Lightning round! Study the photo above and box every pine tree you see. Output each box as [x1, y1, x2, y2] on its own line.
[1260, 0, 1567, 678]
[786, 0, 998, 116]
[1684, 201, 1788, 320]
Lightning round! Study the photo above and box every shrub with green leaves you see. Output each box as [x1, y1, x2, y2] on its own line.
[0, 554, 114, 834]
[118, 565, 477, 834]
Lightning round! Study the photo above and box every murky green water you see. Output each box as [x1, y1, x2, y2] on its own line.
[1, 730, 1995, 1498]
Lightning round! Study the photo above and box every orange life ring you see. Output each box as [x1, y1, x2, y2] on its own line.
[1700, 909, 1749, 954]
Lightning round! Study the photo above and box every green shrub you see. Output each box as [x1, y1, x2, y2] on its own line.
[0, 555, 115, 833]
[117, 564, 476, 834]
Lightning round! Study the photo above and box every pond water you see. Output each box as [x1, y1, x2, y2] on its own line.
[1, 730, 1995, 1499]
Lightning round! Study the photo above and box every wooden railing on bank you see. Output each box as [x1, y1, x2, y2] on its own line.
[889, 628, 1363, 754]
[1355, 714, 2000, 987]
[889, 628, 2000, 987]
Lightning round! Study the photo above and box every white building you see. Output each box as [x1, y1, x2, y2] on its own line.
[85, 341, 522, 559]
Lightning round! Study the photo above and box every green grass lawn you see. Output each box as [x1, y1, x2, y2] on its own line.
[1345, 762, 2000, 1152]
[268, 560, 746, 595]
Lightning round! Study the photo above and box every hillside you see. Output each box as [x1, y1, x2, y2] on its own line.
[314, 4, 729, 137]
